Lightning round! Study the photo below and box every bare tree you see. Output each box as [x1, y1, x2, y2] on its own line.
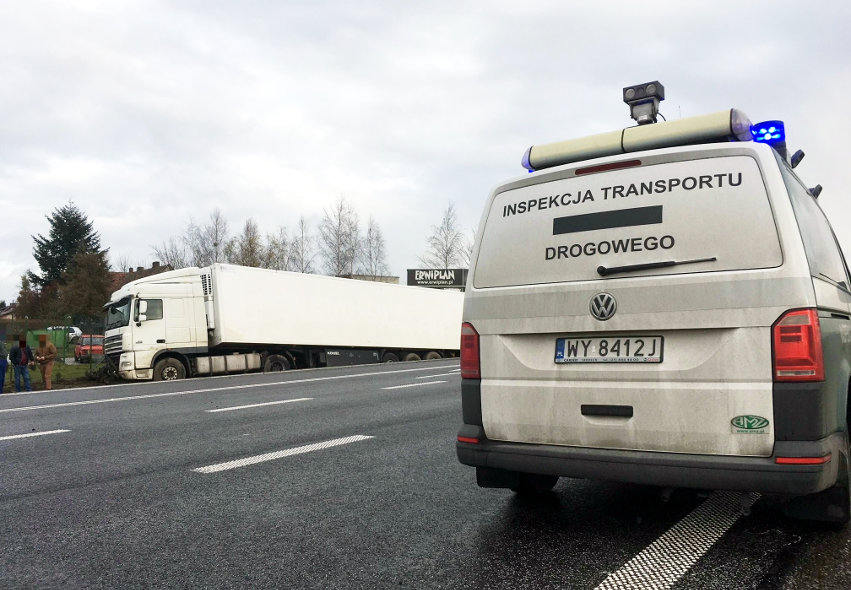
[289, 216, 315, 273]
[187, 209, 229, 267]
[224, 218, 264, 267]
[419, 203, 467, 269]
[319, 197, 360, 276]
[461, 228, 476, 267]
[152, 237, 190, 269]
[112, 254, 139, 273]
[263, 226, 291, 270]
[358, 217, 389, 279]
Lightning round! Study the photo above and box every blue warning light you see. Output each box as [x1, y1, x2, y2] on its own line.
[752, 120, 785, 144]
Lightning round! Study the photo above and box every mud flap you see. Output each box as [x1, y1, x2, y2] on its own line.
[783, 436, 851, 524]
[476, 467, 521, 489]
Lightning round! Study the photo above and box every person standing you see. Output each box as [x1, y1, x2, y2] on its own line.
[9, 337, 34, 392]
[35, 334, 58, 390]
[0, 338, 8, 393]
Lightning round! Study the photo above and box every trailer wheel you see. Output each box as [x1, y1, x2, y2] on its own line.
[424, 351, 441, 361]
[153, 358, 186, 381]
[264, 354, 291, 372]
[381, 352, 399, 363]
[403, 352, 421, 362]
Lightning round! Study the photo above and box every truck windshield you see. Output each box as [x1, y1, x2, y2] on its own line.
[105, 297, 132, 330]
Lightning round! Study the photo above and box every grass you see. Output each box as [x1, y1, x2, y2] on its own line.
[2, 357, 114, 393]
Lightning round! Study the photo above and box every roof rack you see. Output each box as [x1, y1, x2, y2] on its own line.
[522, 108, 754, 172]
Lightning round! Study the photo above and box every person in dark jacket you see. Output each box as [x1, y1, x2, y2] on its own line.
[0, 339, 7, 393]
[9, 337, 34, 392]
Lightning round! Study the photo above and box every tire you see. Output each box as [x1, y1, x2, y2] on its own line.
[381, 352, 400, 363]
[783, 431, 851, 524]
[153, 358, 186, 381]
[424, 351, 442, 361]
[510, 474, 559, 495]
[403, 352, 421, 362]
[264, 354, 291, 372]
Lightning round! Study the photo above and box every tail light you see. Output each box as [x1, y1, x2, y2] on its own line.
[460, 322, 480, 379]
[773, 309, 824, 382]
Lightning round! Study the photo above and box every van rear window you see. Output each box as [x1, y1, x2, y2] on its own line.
[474, 155, 781, 288]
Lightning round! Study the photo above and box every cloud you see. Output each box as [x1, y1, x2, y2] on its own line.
[1, 0, 850, 302]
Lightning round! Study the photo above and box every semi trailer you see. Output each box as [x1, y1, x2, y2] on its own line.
[104, 263, 463, 381]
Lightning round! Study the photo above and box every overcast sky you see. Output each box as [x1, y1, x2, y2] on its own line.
[1, 0, 849, 303]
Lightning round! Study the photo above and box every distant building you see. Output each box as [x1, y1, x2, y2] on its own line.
[0, 302, 16, 319]
[340, 274, 400, 284]
[109, 261, 173, 292]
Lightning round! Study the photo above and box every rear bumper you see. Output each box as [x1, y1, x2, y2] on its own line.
[457, 424, 843, 496]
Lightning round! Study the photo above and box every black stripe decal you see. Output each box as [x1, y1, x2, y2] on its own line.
[553, 205, 663, 235]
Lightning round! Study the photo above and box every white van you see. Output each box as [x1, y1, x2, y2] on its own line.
[457, 105, 851, 523]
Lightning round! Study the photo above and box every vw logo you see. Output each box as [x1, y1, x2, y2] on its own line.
[590, 293, 617, 321]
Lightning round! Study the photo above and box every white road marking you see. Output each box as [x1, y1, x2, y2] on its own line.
[0, 429, 71, 441]
[383, 380, 447, 390]
[205, 397, 312, 413]
[416, 372, 459, 379]
[193, 434, 374, 473]
[595, 491, 761, 590]
[0, 364, 456, 414]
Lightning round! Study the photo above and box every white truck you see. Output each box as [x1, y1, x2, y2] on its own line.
[104, 263, 463, 381]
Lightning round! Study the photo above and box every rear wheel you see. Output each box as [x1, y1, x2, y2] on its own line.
[403, 352, 421, 362]
[510, 474, 559, 495]
[153, 358, 186, 381]
[264, 354, 291, 372]
[424, 351, 442, 361]
[381, 352, 399, 363]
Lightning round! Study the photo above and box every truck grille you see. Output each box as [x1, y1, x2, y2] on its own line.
[104, 334, 124, 355]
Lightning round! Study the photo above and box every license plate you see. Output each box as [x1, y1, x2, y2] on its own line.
[555, 336, 663, 363]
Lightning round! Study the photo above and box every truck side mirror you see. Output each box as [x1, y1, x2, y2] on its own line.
[135, 300, 148, 325]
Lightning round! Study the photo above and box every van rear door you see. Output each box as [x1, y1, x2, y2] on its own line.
[468, 145, 813, 457]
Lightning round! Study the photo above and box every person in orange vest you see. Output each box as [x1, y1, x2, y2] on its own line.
[35, 334, 58, 390]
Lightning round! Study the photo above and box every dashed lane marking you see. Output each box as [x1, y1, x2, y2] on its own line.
[0, 429, 71, 442]
[192, 435, 375, 473]
[205, 398, 312, 413]
[382, 380, 448, 390]
[595, 491, 761, 590]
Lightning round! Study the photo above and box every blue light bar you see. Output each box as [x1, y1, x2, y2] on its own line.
[752, 120, 785, 144]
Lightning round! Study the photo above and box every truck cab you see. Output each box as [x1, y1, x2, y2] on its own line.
[104, 268, 208, 380]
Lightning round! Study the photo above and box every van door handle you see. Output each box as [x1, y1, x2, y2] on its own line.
[156, 339, 166, 343]
[581, 404, 633, 418]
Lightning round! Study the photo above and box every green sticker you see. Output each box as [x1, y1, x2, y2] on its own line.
[731, 415, 770, 434]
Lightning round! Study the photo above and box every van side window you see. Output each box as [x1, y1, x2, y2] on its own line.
[136, 299, 164, 321]
[779, 161, 850, 289]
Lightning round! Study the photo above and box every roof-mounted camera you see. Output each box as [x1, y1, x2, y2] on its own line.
[623, 81, 665, 125]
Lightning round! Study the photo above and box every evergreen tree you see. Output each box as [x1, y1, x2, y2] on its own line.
[61, 251, 113, 321]
[30, 203, 102, 289]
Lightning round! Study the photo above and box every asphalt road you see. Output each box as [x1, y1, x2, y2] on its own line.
[1, 360, 850, 589]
